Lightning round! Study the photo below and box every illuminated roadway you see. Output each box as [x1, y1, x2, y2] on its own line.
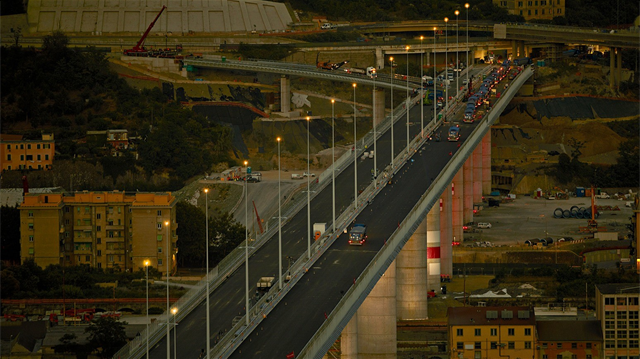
[146, 66, 496, 358]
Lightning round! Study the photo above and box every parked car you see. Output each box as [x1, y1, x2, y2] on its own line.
[477, 222, 492, 229]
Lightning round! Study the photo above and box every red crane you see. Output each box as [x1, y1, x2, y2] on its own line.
[124, 5, 166, 56]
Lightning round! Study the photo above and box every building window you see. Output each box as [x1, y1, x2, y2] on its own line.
[542, 9, 545, 14]
[619, 321, 628, 329]
[557, 343, 562, 349]
[586, 343, 592, 349]
[86, 255, 90, 261]
[534, 9, 538, 14]
[19, 144, 23, 149]
[37, 154, 41, 161]
[158, 258, 163, 266]
[525, 342, 532, 349]
[157, 235, 163, 241]
[629, 297, 639, 305]
[571, 343, 577, 349]
[630, 340, 639, 348]
[631, 329, 639, 337]
[542, 355, 548, 359]
[556, 356, 562, 359]
[618, 311, 628, 320]
[490, 328, 497, 336]
[157, 210, 162, 216]
[520, 10, 523, 14]
[525, 328, 531, 336]
[7, 166, 11, 170]
[605, 311, 615, 319]
[97, 250, 101, 256]
[20, 154, 24, 161]
[97, 213, 101, 220]
[630, 311, 639, 319]
[618, 297, 628, 306]
[528, 9, 531, 15]
[508, 328, 514, 336]
[29, 247, 34, 254]
[97, 226, 101, 232]
[618, 330, 627, 338]
[7, 154, 11, 161]
[475, 342, 481, 349]
[475, 328, 481, 336]
[97, 238, 101, 244]
[28, 211, 34, 217]
[457, 342, 463, 350]
[605, 340, 615, 348]
[97, 262, 102, 268]
[157, 223, 162, 230]
[586, 355, 592, 359]
[618, 340, 627, 348]
[158, 247, 162, 253]
[457, 329, 463, 336]
[28, 223, 34, 230]
[29, 235, 34, 242]
[535, 0, 538, 4]
[605, 320, 615, 329]
[27, 144, 31, 150]
[508, 342, 514, 349]
[45, 154, 49, 160]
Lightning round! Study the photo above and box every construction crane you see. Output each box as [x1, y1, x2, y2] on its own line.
[316, 53, 349, 70]
[123, 6, 173, 57]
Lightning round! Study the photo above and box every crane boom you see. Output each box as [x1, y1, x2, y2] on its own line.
[125, 5, 166, 55]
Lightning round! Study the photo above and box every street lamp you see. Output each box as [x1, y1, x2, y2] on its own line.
[372, 69, 377, 179]
[420, 36, 424, 138]
[277, 137, 282, 290]
[444, 17, 449, 120]
[171, 307, 178, 359]
[165, 220, 170, 359]
[405, 45, 410, 155]
[465, 3, 470, 92]
[331, 99, 336, 233]
[203, 188, 210, 359]
[244, 160, 249, 325]
[144, 259, 150, 359]
[433, 27, 437, 126]
[455, 10, 460, 94]
[352, 83, 358, 209]
[306, 117, 311, 259]
[389, 56, 394, 169]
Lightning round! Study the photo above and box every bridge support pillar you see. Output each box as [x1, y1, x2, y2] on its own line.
[463, 156, 474, 224]
[341, 315, 359, 359]
[357, 260, 397, 358]
[439, 187, 452, 281]
[511, 41, 517, 59]
[376, 47, 385, 70]
[472, 145, 483, 204]
[609, 49, 616, 88]
[374, 88, 386, 126]
[519, 41, 526, 58]
[451, 170, 463, 274]
[426, 204, 440, 292]
[397, 217, 428, 320]
[280, 75, 291, 113]
[482, 133, 491, 195]
[616, 48, 622, 90]
[426, 50, 431, 67]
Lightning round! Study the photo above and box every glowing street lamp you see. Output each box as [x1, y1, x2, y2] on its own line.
[144, 259, 150, 359]
[352, 83, 358, 209]
[203, 188, 210, 358]
[171, 307, 178, 359]
[390, 56, 395, 168]
[277, 137, 283, 290]
[405, 45, 410, 154]
[466, 3, 470, 91]
[455, 10, 460, 94]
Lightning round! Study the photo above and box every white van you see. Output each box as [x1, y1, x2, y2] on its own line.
[477, 222, 492, 229]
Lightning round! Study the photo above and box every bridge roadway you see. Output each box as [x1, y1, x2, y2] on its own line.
[145, 66, 488, 358]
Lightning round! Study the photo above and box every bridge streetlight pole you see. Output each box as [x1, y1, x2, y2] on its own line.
[455, 10, 460, 95]
[420, 36, 424, 138]
[444, 17, 449, 122]
[171, 307, 178, 359]
[145, 260, 150, 359]
[165, 220, 170, 359]
[331, 99, 336, 234]
[353, 83, 358, 210]
[373, 70, 377, 179]
[306, 117, 311, 259]
[389, 57, 394, 169]
[433, 28, 437, 127]
[244, 160, 249, 325]
[466, 3, 470, 94]
[277, 137, 282, 290]
[203, 187, 210, 359]
[406, 45, 410, 155]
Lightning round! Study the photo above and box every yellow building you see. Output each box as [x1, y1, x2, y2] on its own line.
[19, 191, 177, 274]
[448, 306, 536, 359]
[493, 0, 565, 20]
[1, 133, 55, 171]
[595, 284, 640, 359]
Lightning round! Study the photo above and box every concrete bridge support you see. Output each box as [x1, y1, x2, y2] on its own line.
[512, 41, 518, 58]
[616, 48, 622, 89]
[280, 75, 291, 113]
[439, 189, 452, 280]
[376, 47, 385, 70]
[472, 145, 483, 204]
[342, 315, 359, 359]
[396, 218, 428, 320]
[519, 41, 526, 58]
[374, 88, 386, 126]
[426, 204, 441, 291]
[481, 133, 491, 194]
[451, 171, 464, 269]
[462, 156, 474, 224]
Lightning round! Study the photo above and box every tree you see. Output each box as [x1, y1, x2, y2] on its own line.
[209, 211, 245, 264]
[1, 206, 20, 263]
[176, 201, 206, 267]
[85, 317, 128, 358]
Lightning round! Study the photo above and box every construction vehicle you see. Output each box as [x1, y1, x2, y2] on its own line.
[123, 6, 182, 58]
[554, 187, 569, 200]
[316, 53, 349, 70]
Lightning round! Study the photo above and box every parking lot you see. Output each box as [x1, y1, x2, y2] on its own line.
[464, 195, 635, 246]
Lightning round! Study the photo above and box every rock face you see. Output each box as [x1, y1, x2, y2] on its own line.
[26, 0, 291, 34]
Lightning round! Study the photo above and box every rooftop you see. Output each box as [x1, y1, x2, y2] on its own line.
[596, 283, 640, 295]
[448, 306, 536, 326]
[537, 320, 602, 342]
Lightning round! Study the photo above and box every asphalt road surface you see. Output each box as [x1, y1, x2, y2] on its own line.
[149, 67, 487, 359]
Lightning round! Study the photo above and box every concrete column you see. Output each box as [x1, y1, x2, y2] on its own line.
[616, 48, 622, 89]
[396, 217, 428, 320]
[519, 41, 526, 58]
[280, 75, 290, 113]
[426, 204, 440, 292]
[375, 47, 384, 70]
[439, 188, 452, 280]
[341, 315, 359, 359]
[610, 49, 615, 88]
[426, 50, 431, 66]
[512, 40, 517, 58]
[374, 88, 385, 126]
[463, 156, 474, 224]
[357, 261, 397, 359]
[472, 145, 483, 204]
[482, 133, 491, 195]
[451, 170, 463, 274]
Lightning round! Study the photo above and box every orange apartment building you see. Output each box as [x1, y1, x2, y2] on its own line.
[20, 191, 177, 274]
[596, 283, 640, 359]
[536, 320, 603, 359]
[1, 133, 55, 171]
[493, 0, 565, 20]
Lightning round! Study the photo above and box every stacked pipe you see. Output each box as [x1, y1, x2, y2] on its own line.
[553, 205, 599, 219]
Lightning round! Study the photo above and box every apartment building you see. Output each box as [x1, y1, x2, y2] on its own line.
[537, 320, 603, 359]
[595, 283, 640, 359]
[448, 306, 536, 359]
[492, 0, 565, 21]
[0, 133, 55, 171]
[20, 191, 177, 274]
